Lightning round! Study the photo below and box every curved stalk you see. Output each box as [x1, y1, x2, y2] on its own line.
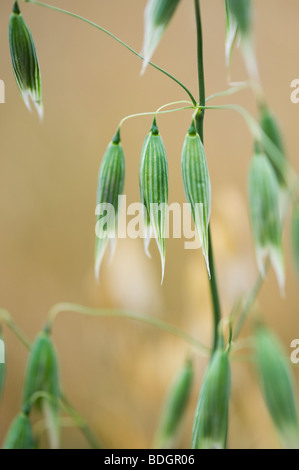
[45, 302, 209, 355]
[23, 0, 197, 105]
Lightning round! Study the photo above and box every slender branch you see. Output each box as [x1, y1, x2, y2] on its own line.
[23, 0, 197, 106]
[233, 259, 270, 341]
[208, 230, 221, 351]
[0, 309, 31, 350]
[201, 103, 297, 183]
[194, 0, 221, 353]
[45, 303, 210, 355]
[59, 394, 102, 449]
[119, 103, 194, 128]
[206, 83, 250, 102]
[195, 0, 205, 109]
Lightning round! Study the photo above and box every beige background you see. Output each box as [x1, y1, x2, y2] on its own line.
[0, 0, 298, 448]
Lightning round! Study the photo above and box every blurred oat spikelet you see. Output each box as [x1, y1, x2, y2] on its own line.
[191, 348, 231, 449]
[255, 326, 299, 449]
[154, 357, 193, 449]
[225, 0, 258, 80]
[95, 129, 125, 280]
[22, 331, 60, 449]
[141, 0, 181, 74]
[248, 152, 284, 292]
[3, 412, 35, 449]
[139, 118, 168, 282]
[9, 1, 43, 119]
[181, 120, 211, 277]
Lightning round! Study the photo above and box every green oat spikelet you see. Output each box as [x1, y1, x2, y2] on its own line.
[95, 128, 125, 280]
[139, 118, 168, 282]
[22, 331, 60, 448]
[3, 412, 35, 449]
[226, 0, 251, 37]
[9, 1, 43, 119]
[22, 331, 60, 408]
[191, 348, 231, 449]
[248, 152, 284, 292]
[225, 0, 258, 80]
[225, 0, 239, 71]
[181, 120, 211, 277]
[154, 357, 193, 449]
[141, 0, 181, 73]
[255, 326, 299, 449]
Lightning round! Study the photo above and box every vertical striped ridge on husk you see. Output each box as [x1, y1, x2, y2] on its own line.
[255, 326, 299, 449]
[139, 118, 168, 282]
[191, 349, 230, 449]
[139, 133, 152, 257]
[141, 0, 181, 73]
[248, 152, 284, 292]
[9, 2, 43, 119]
[181, 120, 211, 277]
[95, 130, 125, 280]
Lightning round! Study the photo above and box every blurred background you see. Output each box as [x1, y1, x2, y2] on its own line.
[0, 0, 298, 449]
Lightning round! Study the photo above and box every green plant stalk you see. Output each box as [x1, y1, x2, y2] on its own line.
[45, 303, 209, 355]
[119, 103, 195, 128]
[59, 394, 102, 449]
[0, 309, 31, 350]
[194, 0, 221, 353]
[23, 0, 197, 106]
[233, 259, 270, 340]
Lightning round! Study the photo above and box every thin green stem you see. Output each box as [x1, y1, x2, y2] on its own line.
[0, 309, 31, 350]
[155, 100, 193, 114]
[59, 394, 102, 449]
[200, 103, 297, 183]
[45, 302, 209, 355]
[206, 83, 250, 102]
[233, 259, 270, 341]
[195, 0, 205, 109]
[119, 104, 194, 128]
[208, 230, 221, 352]
[23, 0, 197, 106]
[33, 416, 74, 440]
[194, 0, 221, 353]
[206, 80, 264, 103]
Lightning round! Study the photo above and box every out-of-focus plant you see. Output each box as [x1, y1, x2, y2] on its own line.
[1, 0, 299, 449]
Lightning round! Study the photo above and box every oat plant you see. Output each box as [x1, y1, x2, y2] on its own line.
[1, 0, 299, 449]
